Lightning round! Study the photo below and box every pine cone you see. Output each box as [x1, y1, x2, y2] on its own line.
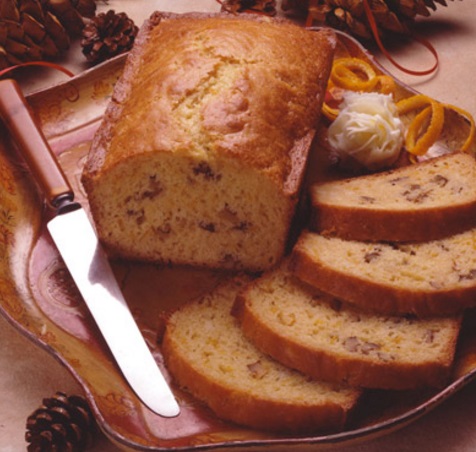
[220, 0, 277, 15]
[302, 0, 458, 40]
[25, 391, 96, 452]
[0, 0, 96, 70]
[80, 9, 138, 65]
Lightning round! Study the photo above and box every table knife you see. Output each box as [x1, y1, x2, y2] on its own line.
[0, 78, 180, 418]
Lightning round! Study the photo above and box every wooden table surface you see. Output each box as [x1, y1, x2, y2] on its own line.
[1, 1, 476, 450]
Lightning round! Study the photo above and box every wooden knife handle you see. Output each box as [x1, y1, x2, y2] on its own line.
[0, 78, 74, 208]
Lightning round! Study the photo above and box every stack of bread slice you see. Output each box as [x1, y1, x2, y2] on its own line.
[235, 259, 462, 391]
[162, 275, 362, 433]
[162, 152, 476, 433]
[292, 152, 476, 318]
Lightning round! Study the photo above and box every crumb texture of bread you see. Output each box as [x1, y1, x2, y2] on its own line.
[310, 152, 476, 242]
[237, 261, 461, 390]
[81, 12, 336, 271]
[290, 229, 476, 317]
[162, 275, 360, 433]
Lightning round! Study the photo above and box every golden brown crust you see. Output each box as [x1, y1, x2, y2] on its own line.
[311, 201, 476, 243]
[162, 327, 351, 433]
[289, 231, 476, 317]
[82, 12, 336, 191]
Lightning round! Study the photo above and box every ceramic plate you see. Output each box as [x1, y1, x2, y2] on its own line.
[1, 31, 475, 451]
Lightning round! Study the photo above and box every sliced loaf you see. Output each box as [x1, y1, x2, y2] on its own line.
[162, 275, 361, 433]
[290, 230, 476, 317]
[235, 261, 462, 390]
[309, 152, 476, 242]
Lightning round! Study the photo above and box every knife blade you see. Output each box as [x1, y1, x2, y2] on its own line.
[0, 78, 180, 418]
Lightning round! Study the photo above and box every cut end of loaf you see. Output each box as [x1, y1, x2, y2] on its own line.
[84, 152, 293, 270]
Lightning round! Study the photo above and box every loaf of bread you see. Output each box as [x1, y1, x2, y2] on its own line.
[162, 275, 361, 433]
[309, 152, 476, 242]
[81, 12, 336, 271]
[290, 230, 476, 317]
[235, 260, 462, 390]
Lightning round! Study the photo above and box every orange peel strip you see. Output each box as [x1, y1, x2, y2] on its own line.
[405, 102, 445, 156]
[331, 58, 378, 92]
[375, 75, 396, 95]
[322, 102, 339, 121]
[396, 94, 433, 116]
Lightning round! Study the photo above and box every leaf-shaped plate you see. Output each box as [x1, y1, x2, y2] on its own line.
[0, 30, 475, 451]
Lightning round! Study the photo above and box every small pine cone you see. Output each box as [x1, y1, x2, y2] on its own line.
[81, 9, 138, 65]
[25, 391, 96, 452]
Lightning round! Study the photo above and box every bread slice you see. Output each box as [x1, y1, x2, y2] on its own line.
[81, 12, 336, 272]
[309, 152, 476, 242]
[162, 275, 361, 433]
[235, 261, 462, 390]
[290, 230, 476, 317]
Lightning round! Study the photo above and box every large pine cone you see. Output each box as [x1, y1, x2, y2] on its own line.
[25, 391, 96, 452]
[80, 9, 138, 65]
[296, 0, 458, 39]
[0, 0, 96, 70]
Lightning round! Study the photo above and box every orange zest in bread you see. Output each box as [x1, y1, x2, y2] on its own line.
[290, 230, 476, 317]
[81, 12, 336, 271]
[162, 276, 361, 433]
[309, 152, 476, 242]
[235, 261, 461, 390]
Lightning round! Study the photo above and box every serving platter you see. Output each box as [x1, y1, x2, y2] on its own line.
[0, 27, 475, 451]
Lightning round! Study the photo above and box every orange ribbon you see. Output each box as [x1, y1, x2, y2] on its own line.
[0, 61, 74, 79]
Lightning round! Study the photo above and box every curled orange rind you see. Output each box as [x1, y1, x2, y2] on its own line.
[404, 103, 444, 156]
[323, 58, 397, 120]
[323, 58, 475, 158]
[397, 94, 474, 156]
[375, 75, 396, 95]
[396, 95, 445, 156]
[331, 58, 379, 92]
[322, 102, 339, 121]
[396, 94, 434, 116]
[330, 58, 396, 96]
[322, 57, 395, 121]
